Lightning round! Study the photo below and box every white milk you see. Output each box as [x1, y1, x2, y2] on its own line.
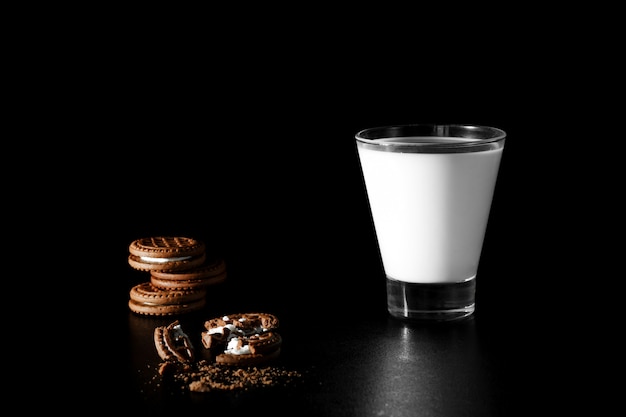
[357, 137, 503, 284]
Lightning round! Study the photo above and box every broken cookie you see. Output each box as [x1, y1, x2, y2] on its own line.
[201, 312, 282, 366]
[154, 320, 195, 364]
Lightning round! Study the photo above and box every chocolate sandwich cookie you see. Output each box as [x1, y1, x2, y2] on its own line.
[128, 282, 207, 316]
[128, 236, 206, 272]
[201, 312, 282, 366]
[150, 258, 227, 290]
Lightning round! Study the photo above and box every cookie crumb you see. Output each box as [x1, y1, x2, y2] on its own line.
[165, 360, 303, 392]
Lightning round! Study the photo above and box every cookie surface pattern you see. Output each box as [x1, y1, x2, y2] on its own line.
[128, 297, 206, 316]
[129, 282, 207, 304]
[129, 237, 206, 258]
[203, 312, 280, 333]
[150, 258, 227, 280]
[150, 273, 226, 290]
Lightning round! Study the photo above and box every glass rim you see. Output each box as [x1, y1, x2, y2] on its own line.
[355, 124, 506, 153]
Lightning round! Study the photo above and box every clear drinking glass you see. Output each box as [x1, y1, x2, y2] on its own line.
[355, 124, 506, 321]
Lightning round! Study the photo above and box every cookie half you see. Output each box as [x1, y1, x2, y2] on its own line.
[128, 236, 206, 272]
[154, 320, 195, 363]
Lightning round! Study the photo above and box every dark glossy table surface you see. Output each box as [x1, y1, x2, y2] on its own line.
[38, 108, 607, 416]
[80, 252, 577, 417]
[125, 311, 501, 416]
[121, 271, 496, 415]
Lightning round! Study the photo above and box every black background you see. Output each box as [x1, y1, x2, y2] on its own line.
[19, 16, 617, 415]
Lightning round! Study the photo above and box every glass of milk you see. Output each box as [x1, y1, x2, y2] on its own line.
[355, 124, 506, 321]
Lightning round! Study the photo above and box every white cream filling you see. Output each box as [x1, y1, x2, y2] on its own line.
[225, 337, 252, 355]
[171, 323, 193, 348]
[208, 322, 267, 355]
[139, 255, 192, 263]
[208, 324, 239, 335]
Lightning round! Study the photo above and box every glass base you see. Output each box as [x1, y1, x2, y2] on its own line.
[386, 277, 476, 322]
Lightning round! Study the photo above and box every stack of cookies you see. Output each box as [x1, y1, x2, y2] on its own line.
[127, 236, 227, 316]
